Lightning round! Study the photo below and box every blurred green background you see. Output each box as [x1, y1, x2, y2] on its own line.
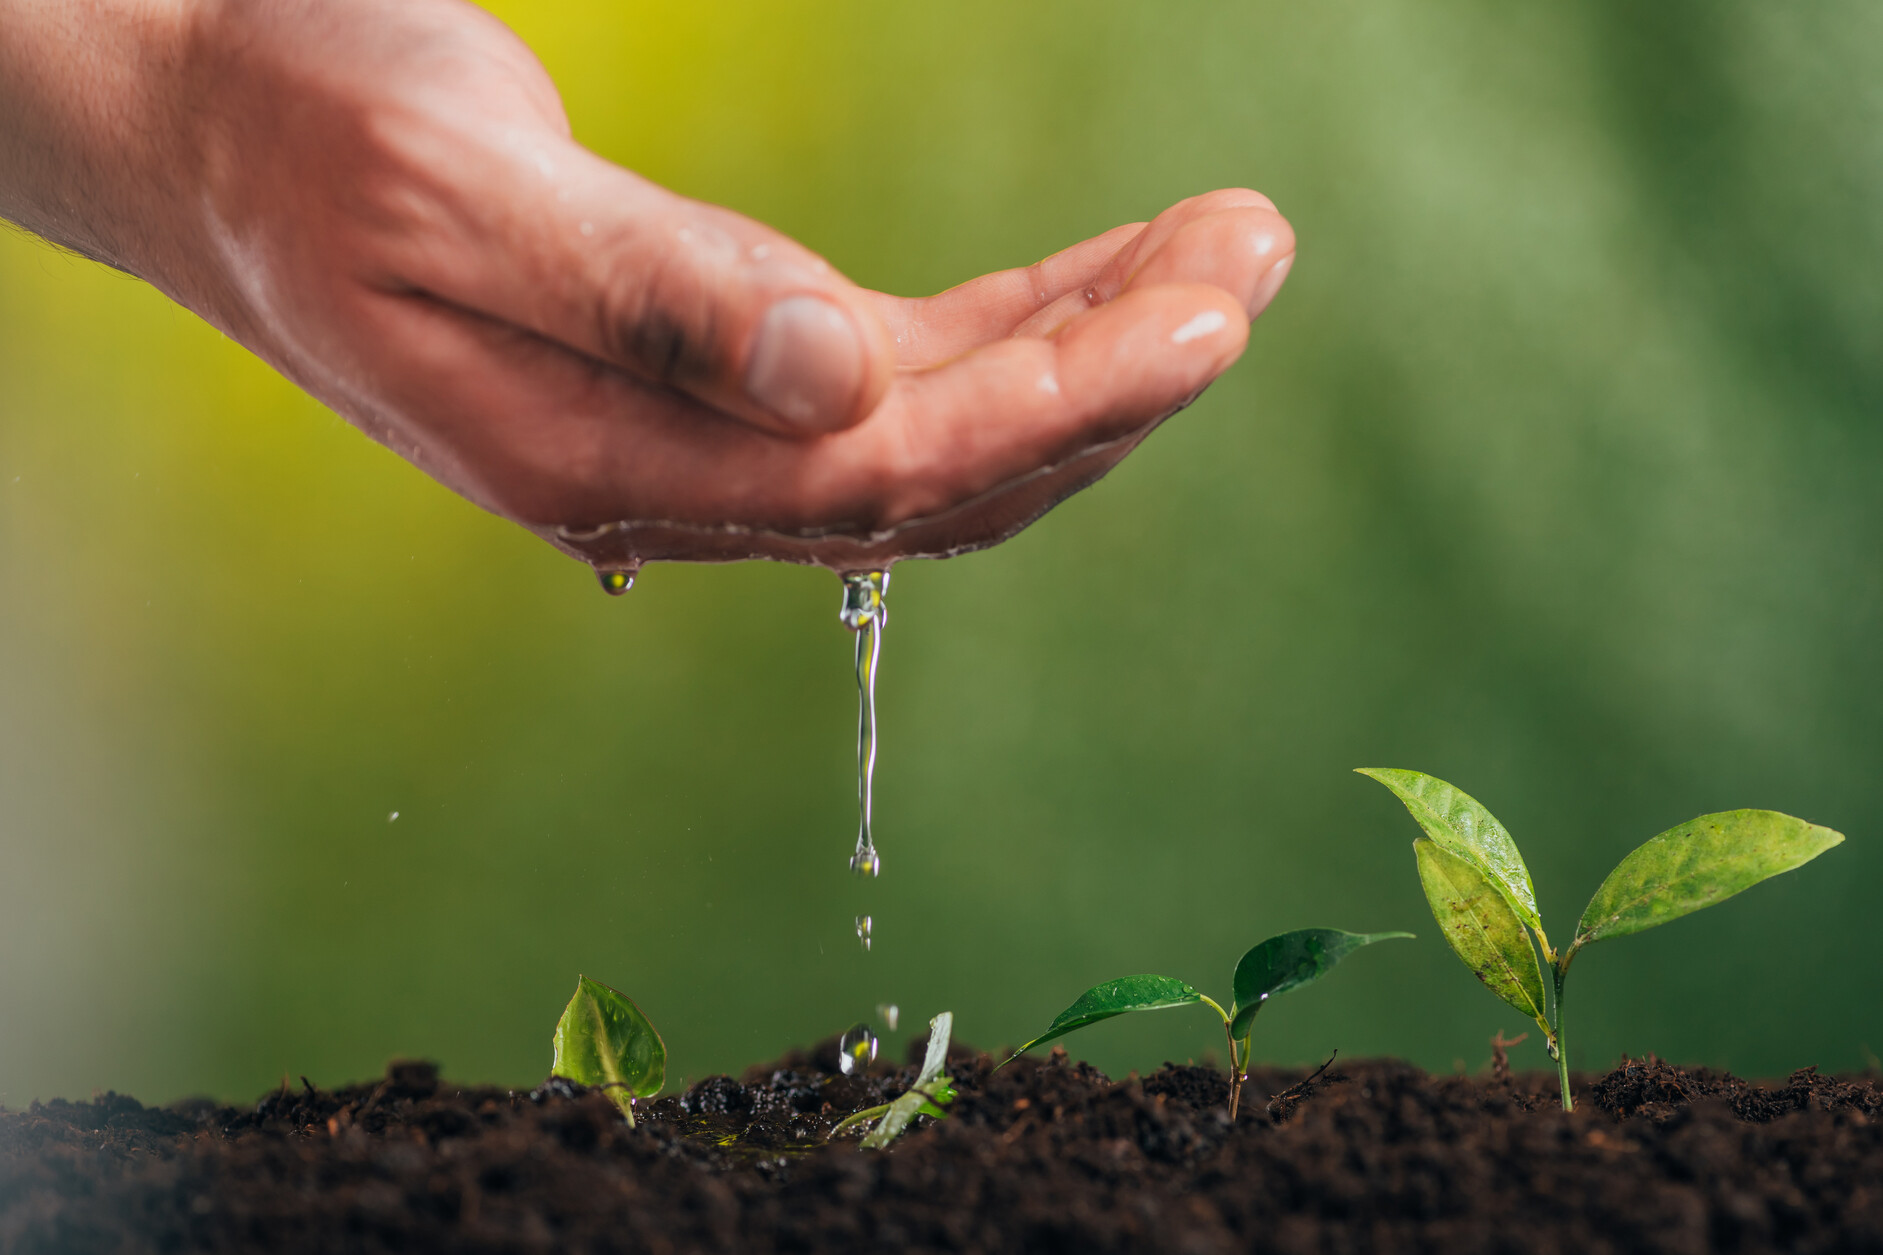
[3, 1, 1879, 1106]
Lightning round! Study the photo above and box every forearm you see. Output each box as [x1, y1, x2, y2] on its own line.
[0, 0, 195, 276]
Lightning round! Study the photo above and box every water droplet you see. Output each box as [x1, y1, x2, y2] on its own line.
[848, 846, 881, 878]
[838, 570, 888, 630]
[855, 915, 873, 950]
[876, 1003, 899, 1031]
[838, 1024, 877, 1076]
[387, 811, 399, 823]
[597, 568, 635, 595]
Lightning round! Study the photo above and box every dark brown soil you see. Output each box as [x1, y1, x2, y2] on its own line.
[4, 1042, 1881, 1254]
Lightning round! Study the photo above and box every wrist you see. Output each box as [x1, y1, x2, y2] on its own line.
[0, 0, 203, 279]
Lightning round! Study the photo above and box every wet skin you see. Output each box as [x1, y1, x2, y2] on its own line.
[0, 0, 1295, 569]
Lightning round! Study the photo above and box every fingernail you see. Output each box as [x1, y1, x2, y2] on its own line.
[1248, 253, 1294, 319]
[745, 295, 865, 433]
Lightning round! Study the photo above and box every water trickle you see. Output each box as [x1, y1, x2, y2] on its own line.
[840, 571, 888, 878]
[876, 1003, 900, 1031]
[838, 1023, 878, 1076]
[855, 914, 873, 951]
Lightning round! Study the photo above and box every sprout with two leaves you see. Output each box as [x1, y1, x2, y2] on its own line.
[1360, 768, 1846, 1112]
[1003, 928, 1412, 1119]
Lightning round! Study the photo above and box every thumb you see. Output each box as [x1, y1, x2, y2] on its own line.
[412, 139, 896, 437]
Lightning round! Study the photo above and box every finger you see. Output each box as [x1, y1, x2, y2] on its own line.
[1096, 188, 1279, 292]
[864, 191, 1280, 366]
[867, 222, 1147, 368]
[879, 283, 1250, 521]
[389, 134, 897, 438]
[345, 280, 1245, 548]
[1012, 193, 1293, 338]
[545, 280, 1241, 563]
[1119, 205, 1294, 312]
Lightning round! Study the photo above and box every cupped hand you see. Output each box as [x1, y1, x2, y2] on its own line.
[5, 0, 1295, 572]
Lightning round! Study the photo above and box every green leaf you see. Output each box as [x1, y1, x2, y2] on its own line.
[1228, 928, 1414, 1040]
[913, 1011, 953, 1086]
[1006, 975, 1204, 1062]
[1359, 768, 1541, 931]
[551, 975, 666, 1125]
[1414, 839, 1552, 1043]
[858, 1012, 956, 1149]
[1575, 810, 1845, 947]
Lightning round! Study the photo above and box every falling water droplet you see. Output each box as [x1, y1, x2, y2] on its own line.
[876, 1003, 900, 1031]
[839, 571, 886, 630]
[841, 571, 889, 878]
[596, 568, 635, 595]
[855, 915, 873, 950]
[838, 1024, 878, 1076]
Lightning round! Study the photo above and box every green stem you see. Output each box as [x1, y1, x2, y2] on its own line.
[1552, 965, 1572, 1112]
[1222, 1018, 1243, 1120]
[1195, 995, 1241, 1120]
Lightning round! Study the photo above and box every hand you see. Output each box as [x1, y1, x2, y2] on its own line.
[0, 0, 1295, 572]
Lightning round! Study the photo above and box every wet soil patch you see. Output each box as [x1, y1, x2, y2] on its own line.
[4, 1044, 1880, 1254]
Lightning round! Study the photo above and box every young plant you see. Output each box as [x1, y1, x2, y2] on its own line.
[1360, 768, 1846, 1112]
[1004, 928, 1412, 1118]
[831, 1012, 957, 1149]
[551, 975, 666, 1126]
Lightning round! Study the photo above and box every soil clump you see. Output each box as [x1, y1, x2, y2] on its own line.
[3, 1044, 1880, 1254]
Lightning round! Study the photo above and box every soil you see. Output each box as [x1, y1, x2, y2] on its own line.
[4, 1040, 1880, 1254]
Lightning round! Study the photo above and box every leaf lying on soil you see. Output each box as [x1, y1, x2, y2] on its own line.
[831, 1011, 957, 1149]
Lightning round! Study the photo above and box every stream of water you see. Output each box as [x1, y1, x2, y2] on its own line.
[839, 570, 889, 1067]
[839, 571, 887, 880]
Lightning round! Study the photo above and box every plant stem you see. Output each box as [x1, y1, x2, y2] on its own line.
[1552, 965, 1572, 1112]
[1193, 996, 1243, 1121]
[1222, 1018, 1243, 1120]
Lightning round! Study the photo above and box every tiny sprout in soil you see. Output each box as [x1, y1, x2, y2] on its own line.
[831, 1011, 957, 1149]
[551, 975, 666, 1127]
[1003, 928, 1411, 1119]
[1360, 767, 1846, 1113]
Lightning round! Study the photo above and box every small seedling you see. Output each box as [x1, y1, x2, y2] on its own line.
[1003, 928, 1412, 1118]
[831, 1012, 957, 1149]
[551, 975, 666, 1126]
[1360, 768, 1846, 1112]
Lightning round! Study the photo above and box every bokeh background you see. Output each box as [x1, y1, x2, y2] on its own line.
[3, 1, 1880, 1107]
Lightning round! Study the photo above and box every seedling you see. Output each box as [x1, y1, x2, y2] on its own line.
[551, 975, 666, 1126]
[1003, 928, 1412, 1118]
[1360, 768, 1846, 1112]
[831, 1012, 957, 1149]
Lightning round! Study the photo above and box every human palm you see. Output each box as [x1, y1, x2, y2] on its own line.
[7, 0, 1295, 571]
